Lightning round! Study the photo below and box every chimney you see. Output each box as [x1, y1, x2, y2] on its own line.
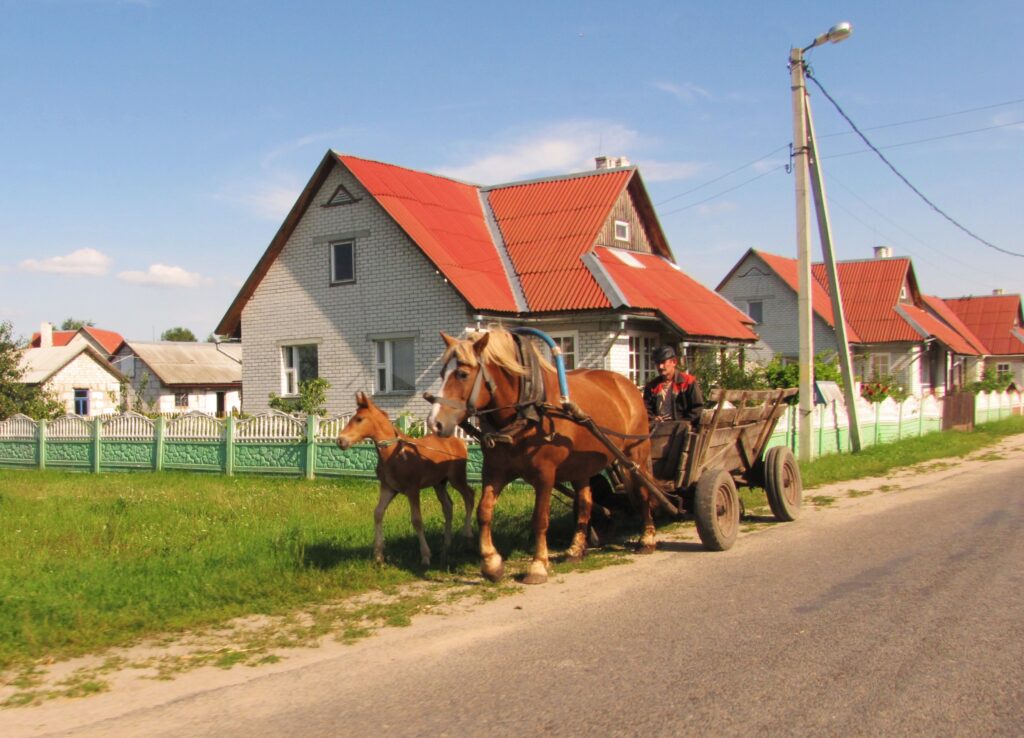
[595, 155, 631, 170]
[40, 321, 53, 348]
[993, 288, 1004, 295]
[873, 245, 893, 259]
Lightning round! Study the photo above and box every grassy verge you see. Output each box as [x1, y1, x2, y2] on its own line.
[0, 471, 600, 676]
[801, 415, 1024, 488]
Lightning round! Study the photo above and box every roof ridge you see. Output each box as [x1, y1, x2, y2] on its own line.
[481, 166, 635, 192]
[332, 151, 483, 188]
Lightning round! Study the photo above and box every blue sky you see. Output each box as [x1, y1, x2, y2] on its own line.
[2, 0, 1021, 342]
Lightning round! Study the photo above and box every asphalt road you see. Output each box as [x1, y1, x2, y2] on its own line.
[12, 451, 1024, 737]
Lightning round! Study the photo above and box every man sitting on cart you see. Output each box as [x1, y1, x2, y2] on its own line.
[643, 344, 704, 427]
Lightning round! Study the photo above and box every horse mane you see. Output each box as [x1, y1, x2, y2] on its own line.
[442, 326, 554, 376]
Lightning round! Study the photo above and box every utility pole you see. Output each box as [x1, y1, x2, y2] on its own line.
[790, 21, 854, 462]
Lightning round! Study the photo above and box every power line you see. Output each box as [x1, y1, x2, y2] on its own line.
[805, 68, 1024, 259]
[655, 144, 789, 205]
[818, 96, 1024, 138]
[824, 118, 1024, 160]
[660, 164, 787, 216]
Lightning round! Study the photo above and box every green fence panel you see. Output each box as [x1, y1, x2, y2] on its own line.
[0, 440, 37, 467]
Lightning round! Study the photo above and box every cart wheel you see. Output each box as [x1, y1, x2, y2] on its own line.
[764, 446, 802, 521]
[694, 468, 740, 551]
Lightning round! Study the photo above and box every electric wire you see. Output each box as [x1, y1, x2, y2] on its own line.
[819, 97, 1024, 138]
[655, 144, 789, 205]
[804, 67, 1024, 258]
[824, 118, 1024, 159]
[659, 164, 787, 216]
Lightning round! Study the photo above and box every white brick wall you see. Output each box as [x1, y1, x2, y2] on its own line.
[45, 353, 122, 416]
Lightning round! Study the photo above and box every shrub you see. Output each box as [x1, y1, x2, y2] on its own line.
[269, 378, 330, 416]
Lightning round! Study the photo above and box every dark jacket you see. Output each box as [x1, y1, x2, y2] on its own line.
[643, 370, 704, 425]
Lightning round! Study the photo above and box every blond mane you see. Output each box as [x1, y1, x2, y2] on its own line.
[442, 327, 555, 376]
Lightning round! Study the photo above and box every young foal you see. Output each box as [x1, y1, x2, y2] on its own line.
[337, 391, 475, 568]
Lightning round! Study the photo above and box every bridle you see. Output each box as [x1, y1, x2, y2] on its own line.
[423, 356, 496, 420]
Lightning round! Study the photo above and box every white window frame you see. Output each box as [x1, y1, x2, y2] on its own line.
[373, 337, 416, 394]
[542, 331, 578, 371]
[869, 352, 891, 380]
[329, 240, 355, 285]
[628, 333, 659, 387]
[281, 344, 319, 396]
[174, 391, 189, 409]
[996, 362, 1011, 375]
[614, 220, 630, 242]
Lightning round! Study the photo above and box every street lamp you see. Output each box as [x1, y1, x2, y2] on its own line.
[790, 21, 861, 463]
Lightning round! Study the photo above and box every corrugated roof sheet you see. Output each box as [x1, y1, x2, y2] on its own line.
[29, 327, 124, 354]
[921, 295, 988, 354]
[487, 170, 631, 311]
[19, 344, 122, 384]
[812, 258, 919, 343]
[338, 155, 518, 312]
[593, 248, 757, 341]
[127, 342, 243, 385]
[899, 304, 980, 355]
[753, 250, 862, 342]
[944, 294, 1024, 356]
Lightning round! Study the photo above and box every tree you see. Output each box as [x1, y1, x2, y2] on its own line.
[60, 318, 95, 331]
[160, 326, 197, 342]
[0, 321, 64, 420]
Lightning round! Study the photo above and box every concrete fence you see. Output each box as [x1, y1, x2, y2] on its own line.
[0, 391, 1020, 479]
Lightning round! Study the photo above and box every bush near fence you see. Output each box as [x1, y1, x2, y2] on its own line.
[0, 391, 1020, 477]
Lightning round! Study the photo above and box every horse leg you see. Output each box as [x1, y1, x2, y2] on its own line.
[434, 483, 454, 570]
[407, 489, 431, 568]
[477, 478, 507, 582]
[523, 478, 555, 585]
[565, 479, 592, 562]
[451, 464, 476, 546]
[630, 465, 657, 555]
[373, 485, 398, 565]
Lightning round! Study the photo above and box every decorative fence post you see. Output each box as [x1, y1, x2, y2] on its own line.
[38, 418, 47, 470]
[305, 414, 318, 480]
[91, 417, 102, 473]
[224, 415, 235, 477]
[897, 401, 904, 441]
[154, 415, 166, 472]
[873, 403, 881, 446]
[817, 404, 825, 459]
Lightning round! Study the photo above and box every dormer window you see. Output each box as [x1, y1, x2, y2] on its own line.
[614, 220, 630, 242]
[899, 286, 907, 300]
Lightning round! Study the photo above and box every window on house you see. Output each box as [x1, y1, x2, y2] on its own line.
[614, 220, 630, 242]
[174, 391, 189, 409]
[997, 362, 1011, 377]
[73, 389, 89, 416]
[899, 286, 908, 301]
[542, 332, 578, 370]
[325, 184, 357, 206]
[747, 300, 764, 324]
[374, 338, 415, 393]
[330, 240, 355, 284]
[628, 334, 658, 387]
[869, 353, 890, 379]
[281, 344, 319, 396]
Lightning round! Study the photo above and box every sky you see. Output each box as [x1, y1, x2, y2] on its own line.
[1, 0, 1022, 343]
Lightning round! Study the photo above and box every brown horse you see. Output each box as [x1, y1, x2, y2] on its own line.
[337, 391, 476, 568]
[426, 328, 655, 584]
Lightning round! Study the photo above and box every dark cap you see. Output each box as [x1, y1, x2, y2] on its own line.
[652, 345, 677, 362]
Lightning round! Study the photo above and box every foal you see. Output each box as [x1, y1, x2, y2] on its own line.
[337, 391, 475, 568]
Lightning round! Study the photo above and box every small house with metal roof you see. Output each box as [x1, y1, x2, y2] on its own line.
[215, 150, 757, 416]
[18, 341, 125, 417]
[717, 246, 984, 395]
[114, 341, 242, 416]
[944, 292, 1024, 387]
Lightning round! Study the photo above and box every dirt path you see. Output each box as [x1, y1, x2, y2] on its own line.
[4, 432, 1023, 735]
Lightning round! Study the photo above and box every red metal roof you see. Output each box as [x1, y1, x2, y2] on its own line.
[487, 170, 631, 311]
[752, 250, 862, 342]
[921, 295, 988, 354]
[338, 155, 518, 312]
[29, 327, 124, 354]
[944, 294, 1024, 356]
[812, 258, 919, 343]
[898, 304, 980, 355]
[593, 248, 758, 341]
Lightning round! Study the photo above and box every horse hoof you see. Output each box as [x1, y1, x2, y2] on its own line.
[481, 556, 505, 582]
[522, 560, 549, 584]
[564, 547, 585, 563]
[635, 542, 657, 555]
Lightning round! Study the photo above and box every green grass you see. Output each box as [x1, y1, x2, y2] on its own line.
[800, 415, 1024, 488]
[0, 471, 579, 673]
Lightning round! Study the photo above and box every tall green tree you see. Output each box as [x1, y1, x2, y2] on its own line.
[59, 318, 95, 331]
[160, 326, 197, 342]
[0, 321, 64, 420]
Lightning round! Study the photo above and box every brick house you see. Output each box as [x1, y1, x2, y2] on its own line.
[944, 292, 1024, 387]
[216, 151, 757, 417]
[717, 246, 984, 395]
[18, 342, 124, 416]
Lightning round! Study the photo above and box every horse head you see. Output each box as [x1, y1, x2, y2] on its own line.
[426, 331, 496, 437]
[338, 391, 392, 449]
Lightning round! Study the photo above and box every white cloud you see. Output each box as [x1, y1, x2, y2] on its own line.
[116, 264, 213, 288]
[214, 183, 300, 221]
[696, 201, 738, 217]
[437, 121, 640, 183]
[19, 247, 111, 276]
[636, 160, 705, 182]
[652, 81, 711, 102]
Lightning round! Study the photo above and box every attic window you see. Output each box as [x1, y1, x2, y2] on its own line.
[899, 286, 907, 300]
[325, 184, 358, 207]
[614, 220, 630, 242]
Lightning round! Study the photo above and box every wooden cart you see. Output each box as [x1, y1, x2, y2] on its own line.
[588, 387, 802, 551]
